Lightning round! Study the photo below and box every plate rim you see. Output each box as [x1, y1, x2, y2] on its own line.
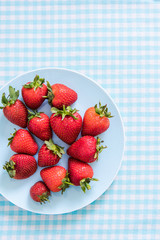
[0, 67, 125, 215]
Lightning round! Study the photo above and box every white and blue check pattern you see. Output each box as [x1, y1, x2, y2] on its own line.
[0, 1, 160, 239]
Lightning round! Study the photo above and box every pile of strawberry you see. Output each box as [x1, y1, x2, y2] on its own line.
[0, 75, 113, 204]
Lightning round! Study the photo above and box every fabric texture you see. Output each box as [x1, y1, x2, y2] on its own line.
[0, 1, 160, 240]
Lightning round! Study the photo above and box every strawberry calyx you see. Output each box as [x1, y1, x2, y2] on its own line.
[3, 160, 16, 178]
[43, 81, 54, 106]
[94, 137, 107, 160]
[28, 109, 42, 122]
[8, 128, 17, 146]
[80, 178, 99, 193]
[94, 102, 113, 118]
[23, 75, 45, 91]
[0, 86, 19, 109]
[51, 105, 78, 120]
[45, 139, 65, 158]
[38, 192, 50, 204]
[58, 171, 74, 194]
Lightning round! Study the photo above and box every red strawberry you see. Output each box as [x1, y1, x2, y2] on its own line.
[44, 82, 77, 109]
[8, 129, 38, 156]
[27, 110, 52, 141]
[0, 86, 28, 128]
[30, 181, 50, 204]
[68, 157, 98, 192]
[50, 106, 82, 145]
[67, 136, 107, 163]
[40, 166, 72, 193]
[22, 75, 48, 109]
[82, 102, 113, 136]
[3, 154, 37, 179]
[38, 139, 65, 167]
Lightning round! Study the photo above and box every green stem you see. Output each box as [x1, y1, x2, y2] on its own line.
[94, 102, 113, 118]
[80, 178, 99, 193]
[51, 105, 78, 120]
[94, 137, 107, 160]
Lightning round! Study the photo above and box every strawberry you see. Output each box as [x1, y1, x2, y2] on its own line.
[38, 139, 65, 167]
[0, 86, 28, 128]
[22, 75, 48, 109]
[3, 154, 37, 179]
[8, 129, 38, 156]
[50, 106, 82, 145]
[30, 181, 50, 204]
[44, 82, 77, 109]
[68, 158, 98, 192]
[82, 102, 113, 136]
[40, 166, 73, 194]
[67, 136, 107, 163]
[27, 110, 52, 141]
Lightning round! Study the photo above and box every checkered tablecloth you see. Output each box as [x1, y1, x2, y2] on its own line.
[0, 1, 160, 239]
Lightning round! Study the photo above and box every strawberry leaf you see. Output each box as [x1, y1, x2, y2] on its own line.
[0, 86, 19, 108]
[94, 137, 107, 160]
[94, 102, 113, 118]
[43, 81, 54, 106]
[80, 178, 99, 193]
[23, 75, 45, 90]
[58, 171, 74, 194]
[45, 139, 65, 158]
[23, 83, 34, 89]
[3, 160, 16, 178]
[46, 81, 52, 92]
[8, 128, 17, 146]
[28, 109, 42, 122]
[38, 192, 50, 204]
[0, 93, 8, 108]
[9, 86, 19, 102]
[51, 105, 78, 120]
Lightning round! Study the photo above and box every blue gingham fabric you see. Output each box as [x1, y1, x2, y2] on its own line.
[0, 1, 160, 240]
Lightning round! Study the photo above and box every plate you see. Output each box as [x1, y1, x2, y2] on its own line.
[0, 68, 125, 214]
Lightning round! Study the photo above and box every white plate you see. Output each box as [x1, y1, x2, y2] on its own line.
[0, 68, 125, 214]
